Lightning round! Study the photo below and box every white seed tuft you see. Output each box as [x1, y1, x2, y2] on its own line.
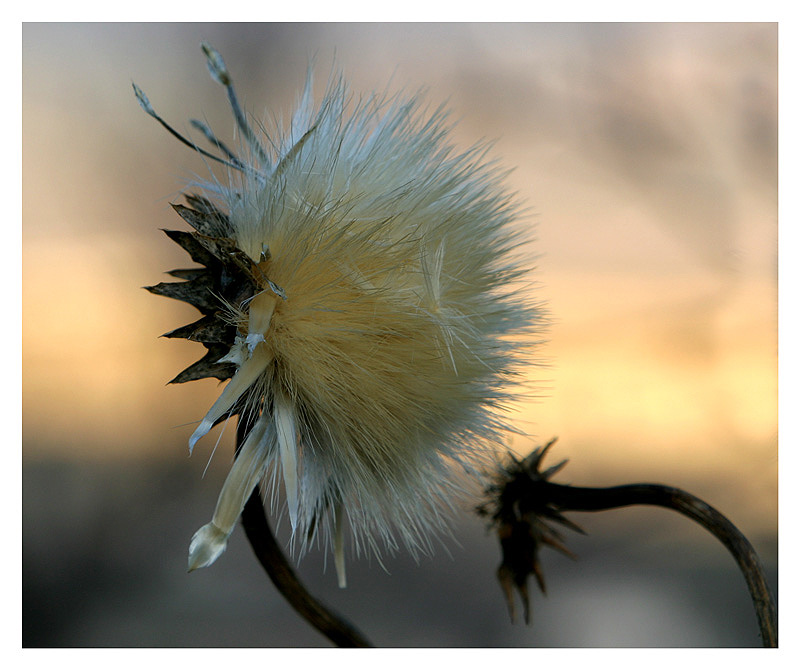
[167, 58, 545, 578]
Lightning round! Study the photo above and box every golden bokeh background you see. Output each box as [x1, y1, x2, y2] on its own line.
[22, 23, 777, 646]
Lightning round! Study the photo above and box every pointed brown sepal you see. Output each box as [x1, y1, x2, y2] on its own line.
[497, 558, 534, 625]
[183, 193, 230, 221]
[168, 343, 236, 384]
[522, 437, 559, 472]
[162, 314, 235, 344]
[539, 533, 578, 560]
[543, 508, 587, 536]
[497, 564, 520, 624]
[542, 459, 569, 481]
[145, 275, 219, 313]
[167, 268, 209, 281]
[192, 232, 262, 283]
[171, 203, 228, 238]
[162, 229, 218, 268]
[530, 559, 546, 601]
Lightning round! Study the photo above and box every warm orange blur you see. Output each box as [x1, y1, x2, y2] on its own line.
[22, 24, 777, 536]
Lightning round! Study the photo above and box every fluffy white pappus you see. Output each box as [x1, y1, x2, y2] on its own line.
[178, 63, 545, 585]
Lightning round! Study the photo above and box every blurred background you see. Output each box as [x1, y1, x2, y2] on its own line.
[22, 23, 777, 647]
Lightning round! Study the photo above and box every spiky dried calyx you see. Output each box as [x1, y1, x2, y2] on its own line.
[145, 196, 258, 384]
[477, 439, 584, 624]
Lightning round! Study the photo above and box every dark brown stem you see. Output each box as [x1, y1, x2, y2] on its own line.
[541, 481, 777, 647]
[236, 418, 373, 647]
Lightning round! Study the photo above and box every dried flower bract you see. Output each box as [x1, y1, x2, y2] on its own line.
[477, 439, 584, 624]
[140, 44, 544, 586]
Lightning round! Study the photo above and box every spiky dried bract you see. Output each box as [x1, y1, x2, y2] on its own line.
[142, 51, 544, 583]
[477, 440, 583, 624]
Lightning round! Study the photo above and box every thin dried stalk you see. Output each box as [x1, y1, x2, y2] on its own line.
[543, 481, 778, 647]
[236, 418, 372, 648]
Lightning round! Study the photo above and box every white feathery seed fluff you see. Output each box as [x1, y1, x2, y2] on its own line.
[144, 47, 544, 587]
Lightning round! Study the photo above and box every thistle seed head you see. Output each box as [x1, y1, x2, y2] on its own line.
[141, 45, 546, 585]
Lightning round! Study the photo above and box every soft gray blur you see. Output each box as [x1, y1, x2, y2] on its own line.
[22, 23, 777, 647]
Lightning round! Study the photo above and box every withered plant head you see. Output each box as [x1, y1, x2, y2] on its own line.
[477, 439, 584, 624]
[138, 44, 546, 587]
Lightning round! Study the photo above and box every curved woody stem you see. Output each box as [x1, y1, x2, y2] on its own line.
[236, 418, 373, 648]
[543, 481, 778, 647]
[481, 441, 777, 648]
